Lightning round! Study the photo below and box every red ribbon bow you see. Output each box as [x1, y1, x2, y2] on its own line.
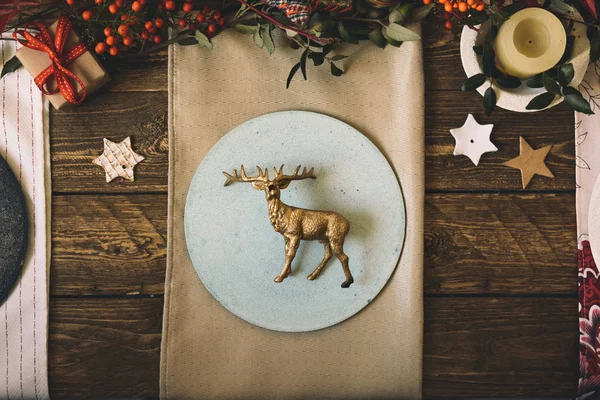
[13, 15, 87, 104]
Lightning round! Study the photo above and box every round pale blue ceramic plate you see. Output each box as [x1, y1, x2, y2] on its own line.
[184, 111, 406, 332]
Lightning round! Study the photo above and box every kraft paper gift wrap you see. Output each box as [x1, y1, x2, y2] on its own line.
[161, 27, 424, 399]
[15, 20, 110, 111]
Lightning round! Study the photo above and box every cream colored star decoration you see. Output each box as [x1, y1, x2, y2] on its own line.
[450, 114, 497, 166]
[92, 137, 144, 182]
[504, 137, 554, 189]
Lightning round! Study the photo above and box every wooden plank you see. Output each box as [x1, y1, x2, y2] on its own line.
[50, 90, 574, 194]
[51, 192, 576, 296]
[47, 296, 577, 398]
[49, 297, 162, 398]
[424, 296, 578, 397]
[50, 91, 168, 194]
[426, 193, 577, 294]
[102, 50, 168, 93]
[426, 91, 575, 190]
[51, 194, 167, 296]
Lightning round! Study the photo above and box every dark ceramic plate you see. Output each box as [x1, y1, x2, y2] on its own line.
[0, 155, 27, 304]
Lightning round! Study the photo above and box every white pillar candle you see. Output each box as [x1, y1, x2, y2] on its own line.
[494, 7, 567, 79]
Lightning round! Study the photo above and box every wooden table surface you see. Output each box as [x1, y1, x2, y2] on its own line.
[47, 18, 578, 398]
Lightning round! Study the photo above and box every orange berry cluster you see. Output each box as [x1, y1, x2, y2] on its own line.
[435, 0, 486, 29]
[66, 0, 224, 56]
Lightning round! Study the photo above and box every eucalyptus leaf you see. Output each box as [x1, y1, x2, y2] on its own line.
[482, 48, 495, 78]
[388, 9, 404, 24]
[300, 49, 308, 80]
[496, 74, 521, 89]
[483, 87, 497, 116]
[253, 28, 264, 48]
[261, 24, 275, 55]
[369, 27, 387, 48]
[526, 92, 556, 110]
[550, 0, 574, 13]
[382, 23, 420, 42]
[543, 73, 561, 95]
[330, 62, 343, 77]
[409, 4, 434, 22]
[485, 25, 499, 48]
[461, 11, 489, 26]
[338, 23, 359, 44]
[381, 27, 402, 47]
[563, 87, 594, 114]
[308, 52, 325, 66]
[526, 74, 544, 88]
[233, 24, 259, 34]
[461, 73, 486, 91]
[331, 54, 348, 61]
[195, 31, 213, 49]
[0, 56, 21, 80]
[286, 62, 301, 88]
[498, 2, 525, 18]
[558, 63, 574, 86]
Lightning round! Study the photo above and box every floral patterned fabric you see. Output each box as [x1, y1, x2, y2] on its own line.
[577, 62, 600, 398]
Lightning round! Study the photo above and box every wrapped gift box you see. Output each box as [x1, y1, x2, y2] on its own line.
[15, 20, 110, 110]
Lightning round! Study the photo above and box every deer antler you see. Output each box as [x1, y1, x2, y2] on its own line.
[223, 165, 269, 186]
[274, 165, 316, 182]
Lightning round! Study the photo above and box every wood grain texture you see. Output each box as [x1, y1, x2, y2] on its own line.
[51, 195, 167, 296]
[426, 193, 577, 295]
[424, 296, 578, 397]
[47, 296, 578, 398]
[49, 192, 575, 296]
[49, 297, 162, 398]
[50, 90, 574, 194]
[51, 91, 168, 194]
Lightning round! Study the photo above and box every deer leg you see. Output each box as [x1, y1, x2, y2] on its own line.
[308, 240, 332, 280]
[331, 241, 353, 288]
[275, 237, 299, 283]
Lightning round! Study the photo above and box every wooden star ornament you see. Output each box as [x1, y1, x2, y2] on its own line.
[92, 137, 144, 182]
[504, 137, 554, 189]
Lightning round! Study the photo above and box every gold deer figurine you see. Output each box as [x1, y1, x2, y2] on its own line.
[223, 165, 354, 288]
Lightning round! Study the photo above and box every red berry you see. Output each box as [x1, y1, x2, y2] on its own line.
[122, 35, 133, 46]
[82, 10, 93, 20]
[213, 10, 222, 19]
[115, 0, 124, 7]
[177, 19, 187, 28]
[157, 3, 164, 10]
[444, 20, 453, 29]
[207, 23, 217, 33]
[128, 15, 138, 25]
[139, 0, 146, 4]
[140, 30, 150, 40]
[195, 12, 205, 23]
[188, 22, 196, 30]
[109, 46, 119, 56]
[120, 14, 129, 21]
[118, 24, 130, 36]
[95, 0, 104, 4]
[182, 3, 193, 12]
[66, 0, 76, 5]
[218, 17, 225, 26]
[165, 0, 176, 10]
[104, 27, 113, 36]
[145, 21, 154, 30]
[148, 25, 157, 33]
[105, 35, 117, 46]
[95, 42, 107, 54]
[131, 0, 142, 11]
[153, 35, 162, 44]
[108, 4, 118, 13]
[443, 11, 451, 20]
[203, 5, 210, 13]
[154, 17, 165, 27]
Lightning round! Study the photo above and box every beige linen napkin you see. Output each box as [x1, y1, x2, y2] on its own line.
[162, 28, 424, 399]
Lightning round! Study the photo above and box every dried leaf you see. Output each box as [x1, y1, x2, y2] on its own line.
[526, 92, 556, 110]
[261, 24, 275, 55]
[483, 86, 496, 116]
[461, 73, 486, 91]
[286, 62, 301, 88]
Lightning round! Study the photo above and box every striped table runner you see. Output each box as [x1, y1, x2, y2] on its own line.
[0, 37, 50, 399]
